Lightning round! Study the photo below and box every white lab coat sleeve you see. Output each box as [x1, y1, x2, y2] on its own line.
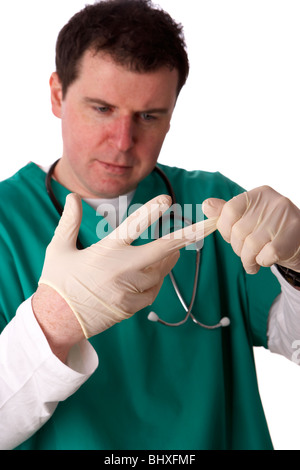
[267, 266, 300, 363]
[0, 297, 99, 450]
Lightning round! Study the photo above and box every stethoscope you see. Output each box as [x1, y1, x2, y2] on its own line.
[46, 159, 230, 330]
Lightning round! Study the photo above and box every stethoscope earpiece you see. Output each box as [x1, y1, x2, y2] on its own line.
[219, 317, 231, 327]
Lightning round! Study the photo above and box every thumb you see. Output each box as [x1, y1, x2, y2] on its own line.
[202, 198, 226, 218]
[52, 193, 83, 248]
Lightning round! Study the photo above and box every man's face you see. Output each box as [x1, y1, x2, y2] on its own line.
[50, 50, 179, 198]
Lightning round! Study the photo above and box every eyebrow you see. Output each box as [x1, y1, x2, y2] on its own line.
[83, 97, 170, 115]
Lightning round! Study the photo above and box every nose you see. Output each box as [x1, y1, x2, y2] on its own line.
[111, 116, 135, 152]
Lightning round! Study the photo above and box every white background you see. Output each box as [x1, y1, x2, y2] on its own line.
[0, 0, 299, 449]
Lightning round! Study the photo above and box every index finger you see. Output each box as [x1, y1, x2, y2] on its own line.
[138, 217, 218, 266]
[217, 192, 249, 242]
[106, 195, 172, 245]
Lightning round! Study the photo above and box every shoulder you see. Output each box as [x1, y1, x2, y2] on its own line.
[0, 164, 55, 325]
[156, 163, 245, 203]
[0, 161, 44, 189]
[0, 163, 48, 217]
[0, 162, 57, 254]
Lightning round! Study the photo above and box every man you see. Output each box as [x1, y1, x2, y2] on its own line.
[0, 0, 299, 450]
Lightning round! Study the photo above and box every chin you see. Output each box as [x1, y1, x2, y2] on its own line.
[90, 182, 135, 199]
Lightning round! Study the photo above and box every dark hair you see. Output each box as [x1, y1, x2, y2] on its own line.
[55, 0, 189, 97]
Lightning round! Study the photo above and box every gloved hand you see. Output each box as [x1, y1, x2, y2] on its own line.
[202, 186, 300, 275]
[39, 193, 218, 338]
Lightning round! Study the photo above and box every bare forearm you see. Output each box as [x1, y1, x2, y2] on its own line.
[32, 285, 85, 363]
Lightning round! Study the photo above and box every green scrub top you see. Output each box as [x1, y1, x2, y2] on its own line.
[0, 162, 281, 450]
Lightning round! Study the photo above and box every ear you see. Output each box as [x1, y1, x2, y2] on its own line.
[50, 72, 63, 118]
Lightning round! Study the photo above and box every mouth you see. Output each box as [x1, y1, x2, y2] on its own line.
[97, 161, 133, 175]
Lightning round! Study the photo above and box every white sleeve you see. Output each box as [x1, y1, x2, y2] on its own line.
[0, 297, 99, 450]
[267, 266, 300, 364]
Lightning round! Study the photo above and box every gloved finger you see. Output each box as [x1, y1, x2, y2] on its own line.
[241, 259, 261, 275]
[202, 198, 226, 218]
[136, 269, 174, 311]
[143, 279, 166, 308]
[115, 253, 179, 314]
[230, 216, 263, 257]
[159, 217, 218, 251]
[51, 193, 83, 248]
[216, 192, 249, 243]
[131, 251, 180, 293]
[255, 241, 280, 269]
[256, 240, 300, 272]
[106, 195, 172, 246]
[145, 250, 180, 281]
[136, 217, 218, 268]
[239, 231, 272, 274]
[124, 282, 164, 313]
[143, 252, 181, 305]
[157, 250, 180, 277]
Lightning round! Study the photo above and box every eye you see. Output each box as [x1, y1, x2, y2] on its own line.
[95, 106, 111, 114]
[140, 112, 156, 122]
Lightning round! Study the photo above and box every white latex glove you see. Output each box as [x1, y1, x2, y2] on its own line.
[39, 193, 218, 338]
[202, 185, 300, 275]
